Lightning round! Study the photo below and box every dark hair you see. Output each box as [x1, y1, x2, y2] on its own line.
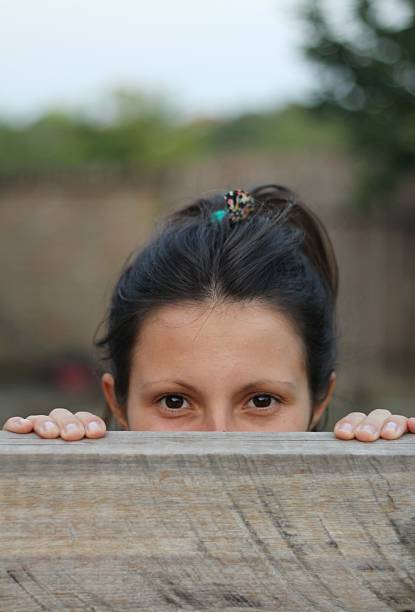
[94, 183, 339, 431]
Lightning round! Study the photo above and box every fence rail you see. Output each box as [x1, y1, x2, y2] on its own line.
[1, 431, 414, 611]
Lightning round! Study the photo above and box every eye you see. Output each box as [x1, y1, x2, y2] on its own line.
[156, 393, 282, 416]
[248, 394, 281, 411]
[158, 394, 189, 413]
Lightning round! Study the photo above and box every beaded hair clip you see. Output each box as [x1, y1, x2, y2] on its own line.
[210, 189, 257, 224]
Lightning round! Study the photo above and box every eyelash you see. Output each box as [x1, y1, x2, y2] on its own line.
[156, 393, 282, 415]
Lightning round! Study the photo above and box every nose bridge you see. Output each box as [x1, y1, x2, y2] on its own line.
[202, 400, 234, 432]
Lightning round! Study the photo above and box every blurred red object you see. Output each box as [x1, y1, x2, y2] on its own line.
[52, 362, 96, 394]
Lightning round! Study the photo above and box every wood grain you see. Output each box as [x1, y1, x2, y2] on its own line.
[0, 431, 414, 611]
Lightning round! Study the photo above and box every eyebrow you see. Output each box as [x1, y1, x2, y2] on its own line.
[140, 379, 296, 393]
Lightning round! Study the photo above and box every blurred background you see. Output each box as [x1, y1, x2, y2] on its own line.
[1, 0, 414, 431]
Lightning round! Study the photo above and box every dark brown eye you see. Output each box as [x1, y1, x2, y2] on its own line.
[250, 394, 279, 410]
[160, 395, 187, 411]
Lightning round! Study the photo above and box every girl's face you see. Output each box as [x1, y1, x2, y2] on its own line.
[102, 301, 336, 432]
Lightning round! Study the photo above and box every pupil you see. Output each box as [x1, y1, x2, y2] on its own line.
[254, 395, 271, 408]
[165, 395, 184, 409]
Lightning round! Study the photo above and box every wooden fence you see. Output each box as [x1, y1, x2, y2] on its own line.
[1, 431, 414, 611]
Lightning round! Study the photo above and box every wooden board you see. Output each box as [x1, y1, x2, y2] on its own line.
[1, 431, 414, 611]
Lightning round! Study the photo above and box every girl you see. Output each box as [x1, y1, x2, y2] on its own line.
[3, 184, 414, 441]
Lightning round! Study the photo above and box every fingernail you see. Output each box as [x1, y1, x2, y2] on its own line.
[382, 421, 398, 433]
[87, 422, 103, 433]
[358, 424, 376, 435]
[64, 423, 80, 434]
[42, 420, 57, 432]
[337, 423, 353, 433]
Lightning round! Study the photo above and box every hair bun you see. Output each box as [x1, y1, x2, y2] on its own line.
[250, 184, 339, 302]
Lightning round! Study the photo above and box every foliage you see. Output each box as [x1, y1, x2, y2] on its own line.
[300, 0, 415, 212]
[0, 90, 347, 176]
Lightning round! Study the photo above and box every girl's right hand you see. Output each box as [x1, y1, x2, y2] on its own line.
[2, 408, 107, 440]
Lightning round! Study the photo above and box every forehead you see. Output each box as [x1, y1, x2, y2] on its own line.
[131, 301, 306, 377]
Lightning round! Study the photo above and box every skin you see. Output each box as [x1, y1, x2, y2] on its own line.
[3, 301, 415, 441]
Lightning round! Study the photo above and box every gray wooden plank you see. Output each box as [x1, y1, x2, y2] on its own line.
[1, 430, 415, 455]
[1, 431, 414, 611]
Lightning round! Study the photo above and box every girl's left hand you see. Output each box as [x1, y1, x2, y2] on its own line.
[334, 409, 415, 441]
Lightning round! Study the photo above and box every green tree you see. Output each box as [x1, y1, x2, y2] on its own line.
[301, 0, 415, 213]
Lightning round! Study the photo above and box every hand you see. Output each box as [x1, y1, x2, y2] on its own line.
[334, 408, 415, 441]
[2, 408, 107, 440]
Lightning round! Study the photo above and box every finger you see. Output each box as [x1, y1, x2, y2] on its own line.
[26, 414, 61, 438]
[25, 414, 52, 426]
[408, 417, 415, 434]
[74, 412, 107, 438]
[2, 416, 34, 433]
[354, 408, 392, 442]
[334, 412, 368, 439]
[380, 416, 408, 439]
[30, 416, 61, 438]
[48, 408, 85, 440]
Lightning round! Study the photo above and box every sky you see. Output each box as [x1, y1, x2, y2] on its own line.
[0, 0, 317, 121]
[0, 0, 411, 122]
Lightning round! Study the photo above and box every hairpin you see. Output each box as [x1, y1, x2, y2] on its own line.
[210, 189, 257, 223]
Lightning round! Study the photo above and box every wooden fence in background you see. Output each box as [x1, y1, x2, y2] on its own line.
[1, 431, 414, 611]
[0, 170, 414, 427]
